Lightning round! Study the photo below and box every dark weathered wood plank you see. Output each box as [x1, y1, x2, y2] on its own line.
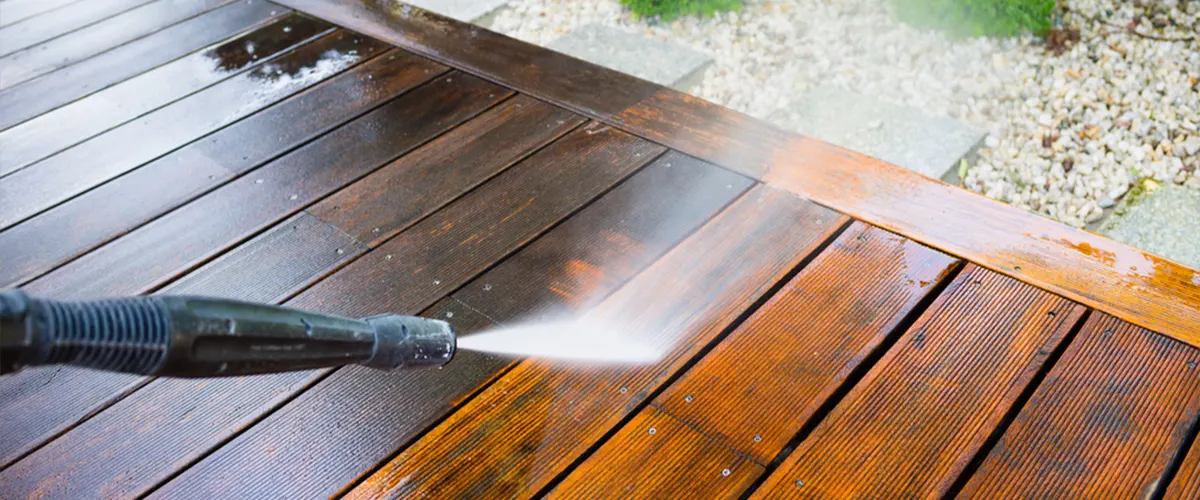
[0, 49, 444, 288]
[0, 0, 287, 132]
[549, 222, 960, 499]
[0, 30, 386, 230]
[1, 122, 661, 499]
[0, 13, 332, 177]
[272, 0, 661, 121]
[548, 406, 763, 500]
[0, 72, 502, 472]
[751, 265, 1084, 499]
[345, 185, 847, 499]
[0, 0, 238, 90]
[0, 0, 155, 57]
[0, 0, 84, 28]
[961, 313, 1200, 498]
[151, 151, 747, 499]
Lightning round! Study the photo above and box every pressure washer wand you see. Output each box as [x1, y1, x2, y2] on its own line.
[0, 289, 455, 378]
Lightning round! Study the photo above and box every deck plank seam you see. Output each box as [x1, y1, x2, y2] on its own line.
[940, 308, 1093, 498]
[0, 0, 91, 29]
[3, 48, 422, 288]
[733, 259, 967, 500]
[1148, 370, 1200, 499]
[531, 213, 856, 499]
[0, 0, 162, 59]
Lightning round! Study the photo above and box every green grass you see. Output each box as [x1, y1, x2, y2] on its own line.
[619, 0, 741, 21]
[891, 0, 1056, 38]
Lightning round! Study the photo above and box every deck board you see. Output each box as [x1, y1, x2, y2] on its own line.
[960, 313, 1200, 498]
[150, 152, 746, 498]
[343, 185, 847, 499]
[0, 0, 156, 58]
[0, 0, 287, 132]
[752, 265, 1085, 498]
[0, 0, 85, 28]
[1165, 432, 1200, 499]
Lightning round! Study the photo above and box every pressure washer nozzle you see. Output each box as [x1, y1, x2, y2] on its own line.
[361, 314, 456, 370]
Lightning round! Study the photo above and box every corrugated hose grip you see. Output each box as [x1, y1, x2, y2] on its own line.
[32, 296, 171, 375]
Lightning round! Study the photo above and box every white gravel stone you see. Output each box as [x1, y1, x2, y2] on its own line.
[477, 0, 1199, 228]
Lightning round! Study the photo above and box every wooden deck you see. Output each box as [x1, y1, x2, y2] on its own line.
[2, 0, 1199, 498]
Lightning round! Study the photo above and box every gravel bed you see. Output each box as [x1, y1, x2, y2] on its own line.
[484, 0, 1199, 228]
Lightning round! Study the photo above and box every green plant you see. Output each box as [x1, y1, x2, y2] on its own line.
[891, 0, 1055, 38]
[620, 0, 741, 21]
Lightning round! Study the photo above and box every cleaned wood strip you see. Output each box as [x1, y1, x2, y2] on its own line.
[549, 406, 763, 500]
[346, 185, 847, 499]
[0, 30, 385, 230]
[961, 313, 1200, 498]
[0, 72, 503, 473]
[766, 136, 1200, 348]
[271, 0, 660, 121]
[0, 14, 332, 177]
[152, 152, 748, 499]
[277, 0, 1200, 346]
[0, 0, 238, 90]
[0, 0, 287, 132]
[551, 221, 960, 498]
[311, 94, 586, 245]
[2, 123, 660, 500]
[751, 264, 1085, 499]
[0, 48, 443, 288]
[0, 0, 84, 28]
[1165, 431, 1200, 499]
[0, 0, 155, 57]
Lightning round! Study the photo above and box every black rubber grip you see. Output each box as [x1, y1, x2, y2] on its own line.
[31, 296, 171, 375]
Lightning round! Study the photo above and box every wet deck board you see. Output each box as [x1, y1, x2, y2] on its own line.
[3, 1, 1200, 498]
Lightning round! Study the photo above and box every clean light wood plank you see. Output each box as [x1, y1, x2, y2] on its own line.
[151, 151, 749, 499]
[0, 0, 237, 90]
[0, 30, 385, 230]
[550, 222, 960, 499]
[0, 49, 443, 288]
[0, 14, 332, 176]
[275, 0, 1200, 346]
[961, 313, 1200, 498]
[0, 71, 503, 473]
[752, 265, 1084, 499]
[0, 0, 155, 57]
[345, 185, 847, 499]
[1, 121, 660, 499]
[548, 406, 764, 500]
[0, 0, 287, 132]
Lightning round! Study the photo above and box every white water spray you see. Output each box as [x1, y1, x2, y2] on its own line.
[457, 320, 660, 364]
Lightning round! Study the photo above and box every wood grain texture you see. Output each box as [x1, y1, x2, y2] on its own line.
[0, 0, 84, 28]
[0, 49, 444, 288]
[311, 94, 586, 245]
[152, 152, 749, 500]
[345, 185, 847, 499]
[278, 0, 1200, 346]
[765, 136, 1200, 348]
[1165, 432, 1200, 499]
[752, 264, 1086, 499]
[0, 0, 237, 90]
[961, 313, 1200, 499]
[3, 120, 661, 500]
[24, 72, 503, 299]
[0, 72, 502, 473]
[547, 406, 764, 500]
[0, 13, 331, 177]
[271, 0, 661, 121]
[0, 30, 386, 231]
[0, 0, 155, 57]
[0, 0, 286, 132]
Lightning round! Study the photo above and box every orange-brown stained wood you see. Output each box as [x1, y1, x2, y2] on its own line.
[151, 152, 749, 499]
[752, 264, 1086, 499]
[650, 222, 958, 465]
[344, 185, 848, 499]
[547, 406, 764, 500]
[1165, 433, 1200, 499]
[961, 313, 1200, 499]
